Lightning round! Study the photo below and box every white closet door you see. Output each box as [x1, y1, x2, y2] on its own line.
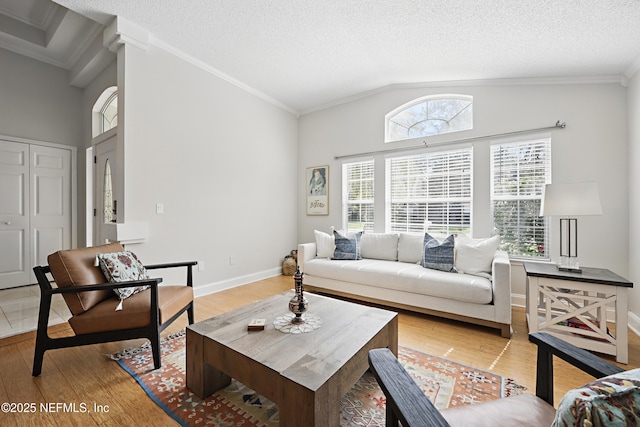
[31, 145, 72, 268]
[0, 139, 72, 289]
[0, 140, 30, 289]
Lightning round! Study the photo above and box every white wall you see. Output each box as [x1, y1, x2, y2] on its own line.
[116, 44, 298, 293]
[298, 82, 630, 303]
[628, 71, 640, 330]
[0, 48, 83, 148]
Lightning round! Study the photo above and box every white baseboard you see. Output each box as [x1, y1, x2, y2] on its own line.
[511, 293, 526, 308]
[193, 267, 283, 298]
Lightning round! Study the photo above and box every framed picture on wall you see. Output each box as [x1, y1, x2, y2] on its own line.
[306, 165, 329, 215]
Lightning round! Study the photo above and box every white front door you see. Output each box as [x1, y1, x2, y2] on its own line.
[0, 139, 73, 289]
[0, 140, 30, 288]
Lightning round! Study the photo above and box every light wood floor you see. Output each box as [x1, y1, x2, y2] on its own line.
[1, 275, 638, 426]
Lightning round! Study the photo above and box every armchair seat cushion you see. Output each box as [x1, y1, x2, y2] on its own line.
[441, 393, 556, 427]
[68, 286, 194, 335]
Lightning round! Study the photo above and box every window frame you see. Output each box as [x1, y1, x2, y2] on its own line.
[385, 94, 473, 143]
[342, 159, 375, 233]
[385, 147, 473, 237]
[490, 137, 552, 259]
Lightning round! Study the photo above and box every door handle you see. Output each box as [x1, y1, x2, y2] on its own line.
[4, 222, 10, 225]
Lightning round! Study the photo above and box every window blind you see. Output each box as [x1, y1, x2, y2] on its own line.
[343, 160, 375, 232]
[386, 148, 472, 235]
[491, 138, 551, 258]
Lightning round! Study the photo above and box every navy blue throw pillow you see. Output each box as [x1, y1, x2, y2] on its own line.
[332, 230, 363, 260]
[421, 233, 456, 272]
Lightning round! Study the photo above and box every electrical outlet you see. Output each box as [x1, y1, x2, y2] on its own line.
[156, 203, 164, 214]
[198, 261, 205, 271]
[229, 256, 235, 265]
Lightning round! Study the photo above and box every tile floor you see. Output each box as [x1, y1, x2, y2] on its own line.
[0, 285, 72, 339]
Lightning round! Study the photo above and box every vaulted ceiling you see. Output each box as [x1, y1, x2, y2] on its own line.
[5, 1, 640, 114]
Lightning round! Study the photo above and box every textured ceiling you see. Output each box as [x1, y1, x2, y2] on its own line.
[53, 0, 640, 113]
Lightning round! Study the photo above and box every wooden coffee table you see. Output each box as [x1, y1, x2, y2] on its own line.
[186, 290, 398, 427]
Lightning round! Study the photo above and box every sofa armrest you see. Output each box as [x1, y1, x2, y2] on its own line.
[297, 242, 317, 271]
[491, 250, 512, 327]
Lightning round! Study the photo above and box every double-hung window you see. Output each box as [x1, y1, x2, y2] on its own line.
[387, 148, 472, 236]
[490, 138, 551, 258]
[342, 160, 375, 232]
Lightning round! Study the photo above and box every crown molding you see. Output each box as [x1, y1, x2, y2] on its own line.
[103, 16, 148, 53]
[149, 35, 299, 116]
[625, 53, 640, 81]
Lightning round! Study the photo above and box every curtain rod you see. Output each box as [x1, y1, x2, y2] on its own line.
[334, 120, 566, 160]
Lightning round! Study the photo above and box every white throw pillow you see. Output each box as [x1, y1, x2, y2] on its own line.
[398, 233, 424, 263]
[314, 229, 335, 258]
[455, 234, 501, 274]
[360, 233, 399, 261]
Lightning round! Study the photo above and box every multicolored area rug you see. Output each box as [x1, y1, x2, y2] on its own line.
[112, 331, 525, 426]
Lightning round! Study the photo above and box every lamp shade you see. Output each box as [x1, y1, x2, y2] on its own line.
[540, 182, 603, 217]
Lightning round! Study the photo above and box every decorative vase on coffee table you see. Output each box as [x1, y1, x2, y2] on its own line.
[288, 267, 308, 324]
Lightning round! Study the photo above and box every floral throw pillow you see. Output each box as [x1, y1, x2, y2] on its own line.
[552, 368, 640, 427]
[97, 251, 150, 310]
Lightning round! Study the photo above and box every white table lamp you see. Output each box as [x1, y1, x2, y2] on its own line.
[540, 182, 602, 272]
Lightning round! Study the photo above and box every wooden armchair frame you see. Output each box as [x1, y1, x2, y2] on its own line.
[32, 261, 196, 377]
[368, 332, 625, 427]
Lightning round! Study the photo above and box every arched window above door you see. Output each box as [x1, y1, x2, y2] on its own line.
[92, 86, 118, 137]
[385, 95, 473, 142]
[101, 92, 117, 133]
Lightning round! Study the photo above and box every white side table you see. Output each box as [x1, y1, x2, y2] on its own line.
[524, 262, 633, 364]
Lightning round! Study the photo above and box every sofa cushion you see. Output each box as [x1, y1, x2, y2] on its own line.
[314, 229, 335, 258]
[332, 230, 363, 260]
[303, 258, 493, 304]
[455, 234, 501, 274]
[552, 368, 640, 427]
[421, 234, 456, 272]
[48, 243, 124, 315]
[361, 233, 399, 261]
[398, 233, 424, 263]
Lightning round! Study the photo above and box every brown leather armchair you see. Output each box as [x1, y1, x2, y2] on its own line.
[32, 242, 196, 376]
[368, 332, 626, 427]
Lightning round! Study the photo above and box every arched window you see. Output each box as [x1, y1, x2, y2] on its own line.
[92, 86, 118, 137]
[100, 91, 118, 133]
[385, 95, 473, 142]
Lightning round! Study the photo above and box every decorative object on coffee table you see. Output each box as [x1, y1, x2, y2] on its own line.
[288, 267, 308, 323]
[274, 312, 322, 334]
[277, 269, 321, 333]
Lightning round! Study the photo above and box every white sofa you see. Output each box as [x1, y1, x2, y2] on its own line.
[298, 232, 512, 337]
